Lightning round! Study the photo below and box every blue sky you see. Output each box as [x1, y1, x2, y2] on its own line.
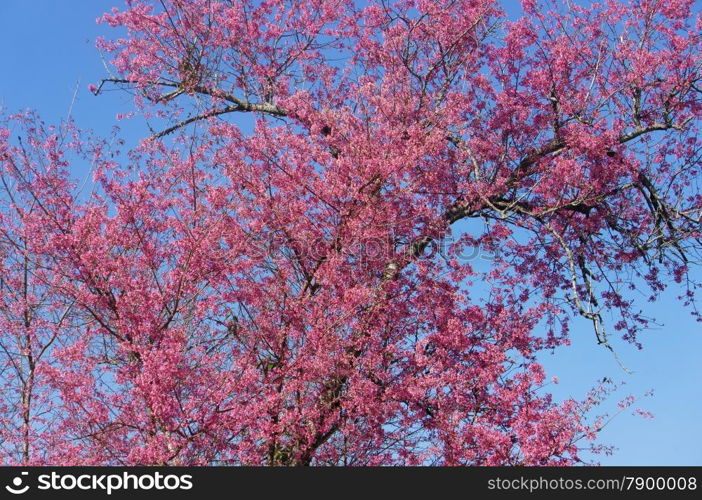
[0, 0, 700, 465]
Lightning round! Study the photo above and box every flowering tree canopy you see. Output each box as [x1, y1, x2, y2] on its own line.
[0, 0, 700, 465]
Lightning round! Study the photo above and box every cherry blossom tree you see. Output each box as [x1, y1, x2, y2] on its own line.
[0, 0, 700, 465]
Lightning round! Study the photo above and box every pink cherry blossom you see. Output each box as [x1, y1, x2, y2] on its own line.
[0, 0, 700, 465]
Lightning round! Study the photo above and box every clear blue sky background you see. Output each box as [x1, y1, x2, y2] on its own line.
[0, 0, 699, 465]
